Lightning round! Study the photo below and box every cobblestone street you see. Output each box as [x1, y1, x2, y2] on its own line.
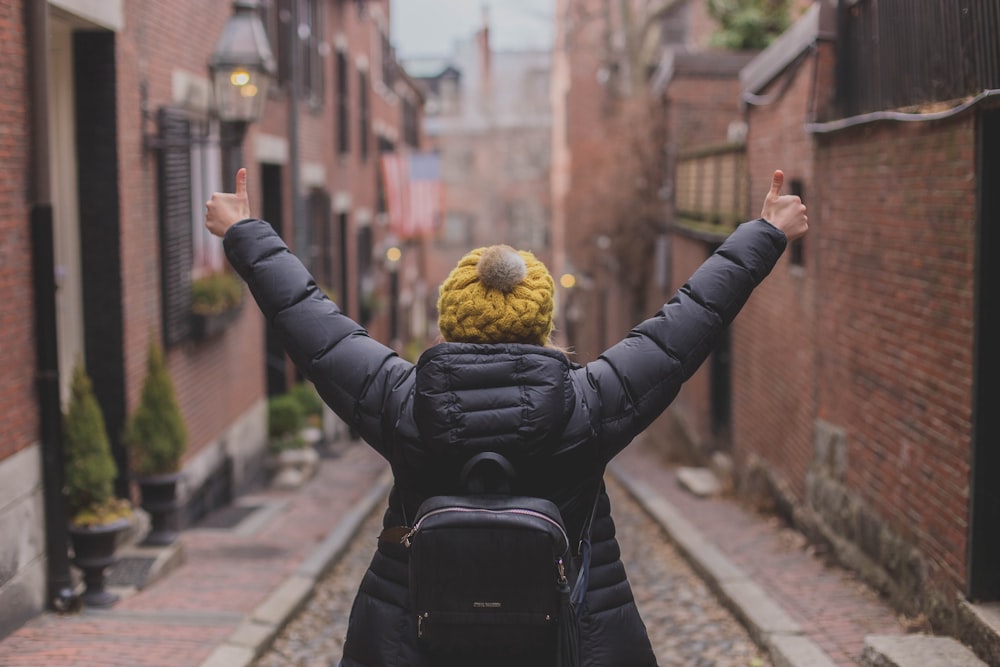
[255, 476, 770, 667]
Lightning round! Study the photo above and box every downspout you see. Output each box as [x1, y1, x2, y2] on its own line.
[25, 1, 78, 611]
[289, 0, 304, 259]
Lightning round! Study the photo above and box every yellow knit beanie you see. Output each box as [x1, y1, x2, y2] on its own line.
[437, 245, 554, 345]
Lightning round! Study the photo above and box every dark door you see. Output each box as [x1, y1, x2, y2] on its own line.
[260, 163, 287, 397]
[707, 243, 732, 447]
[969, 108, 1000, 601]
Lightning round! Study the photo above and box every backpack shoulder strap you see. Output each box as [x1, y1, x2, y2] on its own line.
[570, 481, 603, 607]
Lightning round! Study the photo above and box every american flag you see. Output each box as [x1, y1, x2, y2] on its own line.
[381, 152, 442, 239]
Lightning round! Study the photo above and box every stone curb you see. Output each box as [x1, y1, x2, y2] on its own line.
[198, 468, 394, 667]
[608, 462, 837, 667]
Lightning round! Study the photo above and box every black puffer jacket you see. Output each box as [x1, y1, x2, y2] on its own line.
[224, 218, 787, 667]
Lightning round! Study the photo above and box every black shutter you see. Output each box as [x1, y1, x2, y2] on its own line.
[158, 107, 193, 347]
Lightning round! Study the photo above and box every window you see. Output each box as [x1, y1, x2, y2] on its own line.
[189, 120, 224, 278]
[260, 0, 292, 88]
[357, 225, 374, 325]
[336, 50, 350, 155]
[157, 108, 225, 346]
[376, 136, 394, 215]
[443, 212, 473, 247]
[260, 0, 324, 102]
[380, 29, 395, 90]
[789, 180, 805, 268]
[359, 69, 370, 161]
[402, 96, 419, 148]
[308, 189, 333, 288]
[299, 0, 325, 105]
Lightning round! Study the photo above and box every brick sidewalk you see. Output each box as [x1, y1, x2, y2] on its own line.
[611, 434, 909, 667]
[0, 443, 390, 667]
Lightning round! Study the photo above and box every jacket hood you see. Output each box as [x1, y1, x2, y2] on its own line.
[413, 343, 575, 459]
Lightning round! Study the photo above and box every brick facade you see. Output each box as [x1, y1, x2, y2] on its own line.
[735, 12, 980, 629]
[1, 0, 419, 635]
[0, 0, 34, 461]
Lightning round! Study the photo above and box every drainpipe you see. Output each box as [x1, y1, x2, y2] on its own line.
[289, 0, 304, 258]
[25, 0, 78, 611]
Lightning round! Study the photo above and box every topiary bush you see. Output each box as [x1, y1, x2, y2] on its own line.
[289, 382, 324, 425]
[64, 363, 131, 526]
[268, 393, 306, 452]
[124, 338, 188, 476]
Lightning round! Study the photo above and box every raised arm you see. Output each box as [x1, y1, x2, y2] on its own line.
[579, 170, 807, 462]
[206, 169, 414, 457]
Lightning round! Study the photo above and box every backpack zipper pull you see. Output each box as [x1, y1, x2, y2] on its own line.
[402, 527, 416, 548]
[557, 558, 568, 585]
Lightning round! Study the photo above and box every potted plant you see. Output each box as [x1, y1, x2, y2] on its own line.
[124, 338, 188, 546]
[267, 391, 319, 489]
[64, 362, 132, 608]
[190, 271, 244, 339]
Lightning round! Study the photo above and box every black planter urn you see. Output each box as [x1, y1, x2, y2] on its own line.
[68, 517, 130, 608]
[136, 472, 182, 546]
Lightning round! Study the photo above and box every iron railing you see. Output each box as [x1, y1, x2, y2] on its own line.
[836, 0, 1000, 117]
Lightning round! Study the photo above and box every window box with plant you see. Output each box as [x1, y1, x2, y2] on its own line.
[190, 270, 245, 339]
[124, 339, 188, 546]
[64, 362, 133, 608]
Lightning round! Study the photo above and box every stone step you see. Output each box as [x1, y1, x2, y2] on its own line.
[860, 634, 988, 667]
[958, 600, 1000, 667]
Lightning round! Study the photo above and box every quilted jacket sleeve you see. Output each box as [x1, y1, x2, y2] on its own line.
[223, 218, 414, 458]
[579, 218, 787, 463]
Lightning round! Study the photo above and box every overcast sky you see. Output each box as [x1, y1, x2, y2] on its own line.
[391, 0, 555, 59]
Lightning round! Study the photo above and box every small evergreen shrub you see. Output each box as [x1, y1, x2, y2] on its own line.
[124, 338, 188, 476]
[289, 382, 323, 423]
[64, 363, 130, 526]
[268, 393, 306, 452]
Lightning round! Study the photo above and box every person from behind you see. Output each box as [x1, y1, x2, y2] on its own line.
[205, 167, 807, 666]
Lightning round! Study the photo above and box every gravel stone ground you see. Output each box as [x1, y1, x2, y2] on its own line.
[255, 476, 771, 667]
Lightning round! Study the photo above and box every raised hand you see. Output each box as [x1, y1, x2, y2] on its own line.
[760, 170, 808, 242]
[205, 168, 252, 238]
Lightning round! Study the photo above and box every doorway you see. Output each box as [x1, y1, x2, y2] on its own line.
[260, 163, 288, 397]
[969, 108, 1000, 601]
[48, 18, 84, 404]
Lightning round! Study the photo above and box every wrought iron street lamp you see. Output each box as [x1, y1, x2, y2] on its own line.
[209, 0, 276, 178]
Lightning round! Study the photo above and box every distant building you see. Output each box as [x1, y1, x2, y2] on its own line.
[404, 15, 553, 341]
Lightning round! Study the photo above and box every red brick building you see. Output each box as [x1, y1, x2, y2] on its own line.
[658, 1, 1000, 660]
[1, 0, 421, 636]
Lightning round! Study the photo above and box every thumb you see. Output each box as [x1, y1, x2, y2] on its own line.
[769, 170, 784, 199]
[235, 168, 247, 198]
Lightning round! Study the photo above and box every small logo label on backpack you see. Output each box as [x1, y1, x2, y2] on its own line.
[473, 602, 502, 608]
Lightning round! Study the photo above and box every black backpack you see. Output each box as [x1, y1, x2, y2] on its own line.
[401, 452, 593, 666]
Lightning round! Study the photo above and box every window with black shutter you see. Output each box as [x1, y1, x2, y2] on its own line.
[359, 69, 370, 162]
[336, 50, 350, 155]
[157, 107, 194, 346]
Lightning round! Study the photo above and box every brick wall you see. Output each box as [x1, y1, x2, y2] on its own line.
[737, 39, 976, 604]
[664, 234, 714, 452]
[116, 1, 265, 472]
[0, 0, 34, 461]
[813, 116, 976, 596]
[737, 52, 818, 501]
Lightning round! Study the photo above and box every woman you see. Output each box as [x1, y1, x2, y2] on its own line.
[206, 168, 807, 666]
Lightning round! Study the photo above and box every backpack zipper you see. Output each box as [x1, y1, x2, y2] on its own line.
[402, 506, 570, 552]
